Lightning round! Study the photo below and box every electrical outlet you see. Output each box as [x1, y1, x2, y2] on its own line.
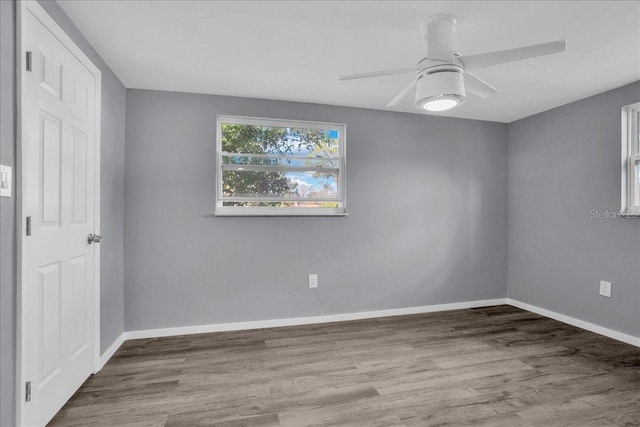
[599, 280, 612, 298]
[308, 274, 318, 289]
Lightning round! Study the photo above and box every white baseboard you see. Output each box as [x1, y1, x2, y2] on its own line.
[96, 298, 640, 372]
[96, 332, 126, 372]
[507, 298, 640, 348]
[125, 298, 509, 340]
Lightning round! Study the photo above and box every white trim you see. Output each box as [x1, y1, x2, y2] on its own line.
[93, 298, 640, 373]
[507, 299, 640, 348]
[221, 164, 340, 174]
[621, 105, 628, 213]
[96, 333, 126, 372]
[125, 299, 508, 340]
[16, 1, 102, 424]
[214, 206, 348, 217]
[221, 151, 341, 161]
[217, 115, 344, 131]
[622, 102, 640, 215]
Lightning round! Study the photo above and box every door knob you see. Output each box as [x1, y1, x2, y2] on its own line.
[87, 233, 102, 244]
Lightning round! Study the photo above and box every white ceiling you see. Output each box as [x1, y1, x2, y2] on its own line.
[58, 1, 640, 123]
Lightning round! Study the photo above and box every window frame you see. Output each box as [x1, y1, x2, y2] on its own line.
[215, 115, 347, 216]
[621, 102, 640, 216]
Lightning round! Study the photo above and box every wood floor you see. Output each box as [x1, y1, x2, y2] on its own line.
[49, 306, 640, 426]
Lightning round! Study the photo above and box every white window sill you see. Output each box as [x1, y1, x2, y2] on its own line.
[214, 207, 348, 217]
[619, 210, 640, 218]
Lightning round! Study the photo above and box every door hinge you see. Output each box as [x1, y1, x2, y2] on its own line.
[25, 381, 31, 402]
[26, 216, 31, 236]
[26, 51, 32, 72]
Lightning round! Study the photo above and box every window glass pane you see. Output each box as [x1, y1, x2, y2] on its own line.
[221, 123, 339, 158]
[222, 170, 338, 199]
[635, 159, 640, 207]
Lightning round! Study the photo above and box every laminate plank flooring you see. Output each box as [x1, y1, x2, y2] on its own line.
[49, 306, 640, 426]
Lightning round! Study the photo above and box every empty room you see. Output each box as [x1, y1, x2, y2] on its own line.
[1, 0, 640, 425]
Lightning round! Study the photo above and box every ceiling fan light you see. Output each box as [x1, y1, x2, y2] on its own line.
[423, 98, 459, 111]
[415, 69, 466, 112]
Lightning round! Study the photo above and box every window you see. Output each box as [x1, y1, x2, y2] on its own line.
[622, 103, 640, 215]
[216, 116, 346, 216]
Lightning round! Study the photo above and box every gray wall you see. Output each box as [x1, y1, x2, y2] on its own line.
[507, 81, 640, 337]
[0, 2, 126, 425]
[0, 1, 17, 425]
[124, 90, 508, 331]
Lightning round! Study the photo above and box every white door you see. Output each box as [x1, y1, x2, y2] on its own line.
[20, 2, 101, 426]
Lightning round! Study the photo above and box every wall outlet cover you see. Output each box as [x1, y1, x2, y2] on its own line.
[308, 274, 318, 289]
[599, 280, 612, 298]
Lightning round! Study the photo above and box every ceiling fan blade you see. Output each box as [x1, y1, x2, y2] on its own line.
[338, 68, 416, 81]
[461, 40, 566, 71]
[386, 80, 417, 107]
[423, 14, 457, 62]
[464, 71, 499, 98]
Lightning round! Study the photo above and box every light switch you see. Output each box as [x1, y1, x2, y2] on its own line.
[0, 165, 12, 197]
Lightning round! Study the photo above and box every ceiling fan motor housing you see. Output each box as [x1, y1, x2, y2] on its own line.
[415, 66, 466, 110]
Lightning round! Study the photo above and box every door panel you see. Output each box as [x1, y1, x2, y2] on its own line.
[70, 255, 87, 356]
[40, 112, 61, 225]
[39, 47, 61, 98]
[71, 78, 88, 115]
[38, 262, 61, 385]
[71, 128, 87, 224]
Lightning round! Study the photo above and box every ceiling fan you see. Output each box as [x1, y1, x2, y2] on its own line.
[339, 14, 566, 112]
